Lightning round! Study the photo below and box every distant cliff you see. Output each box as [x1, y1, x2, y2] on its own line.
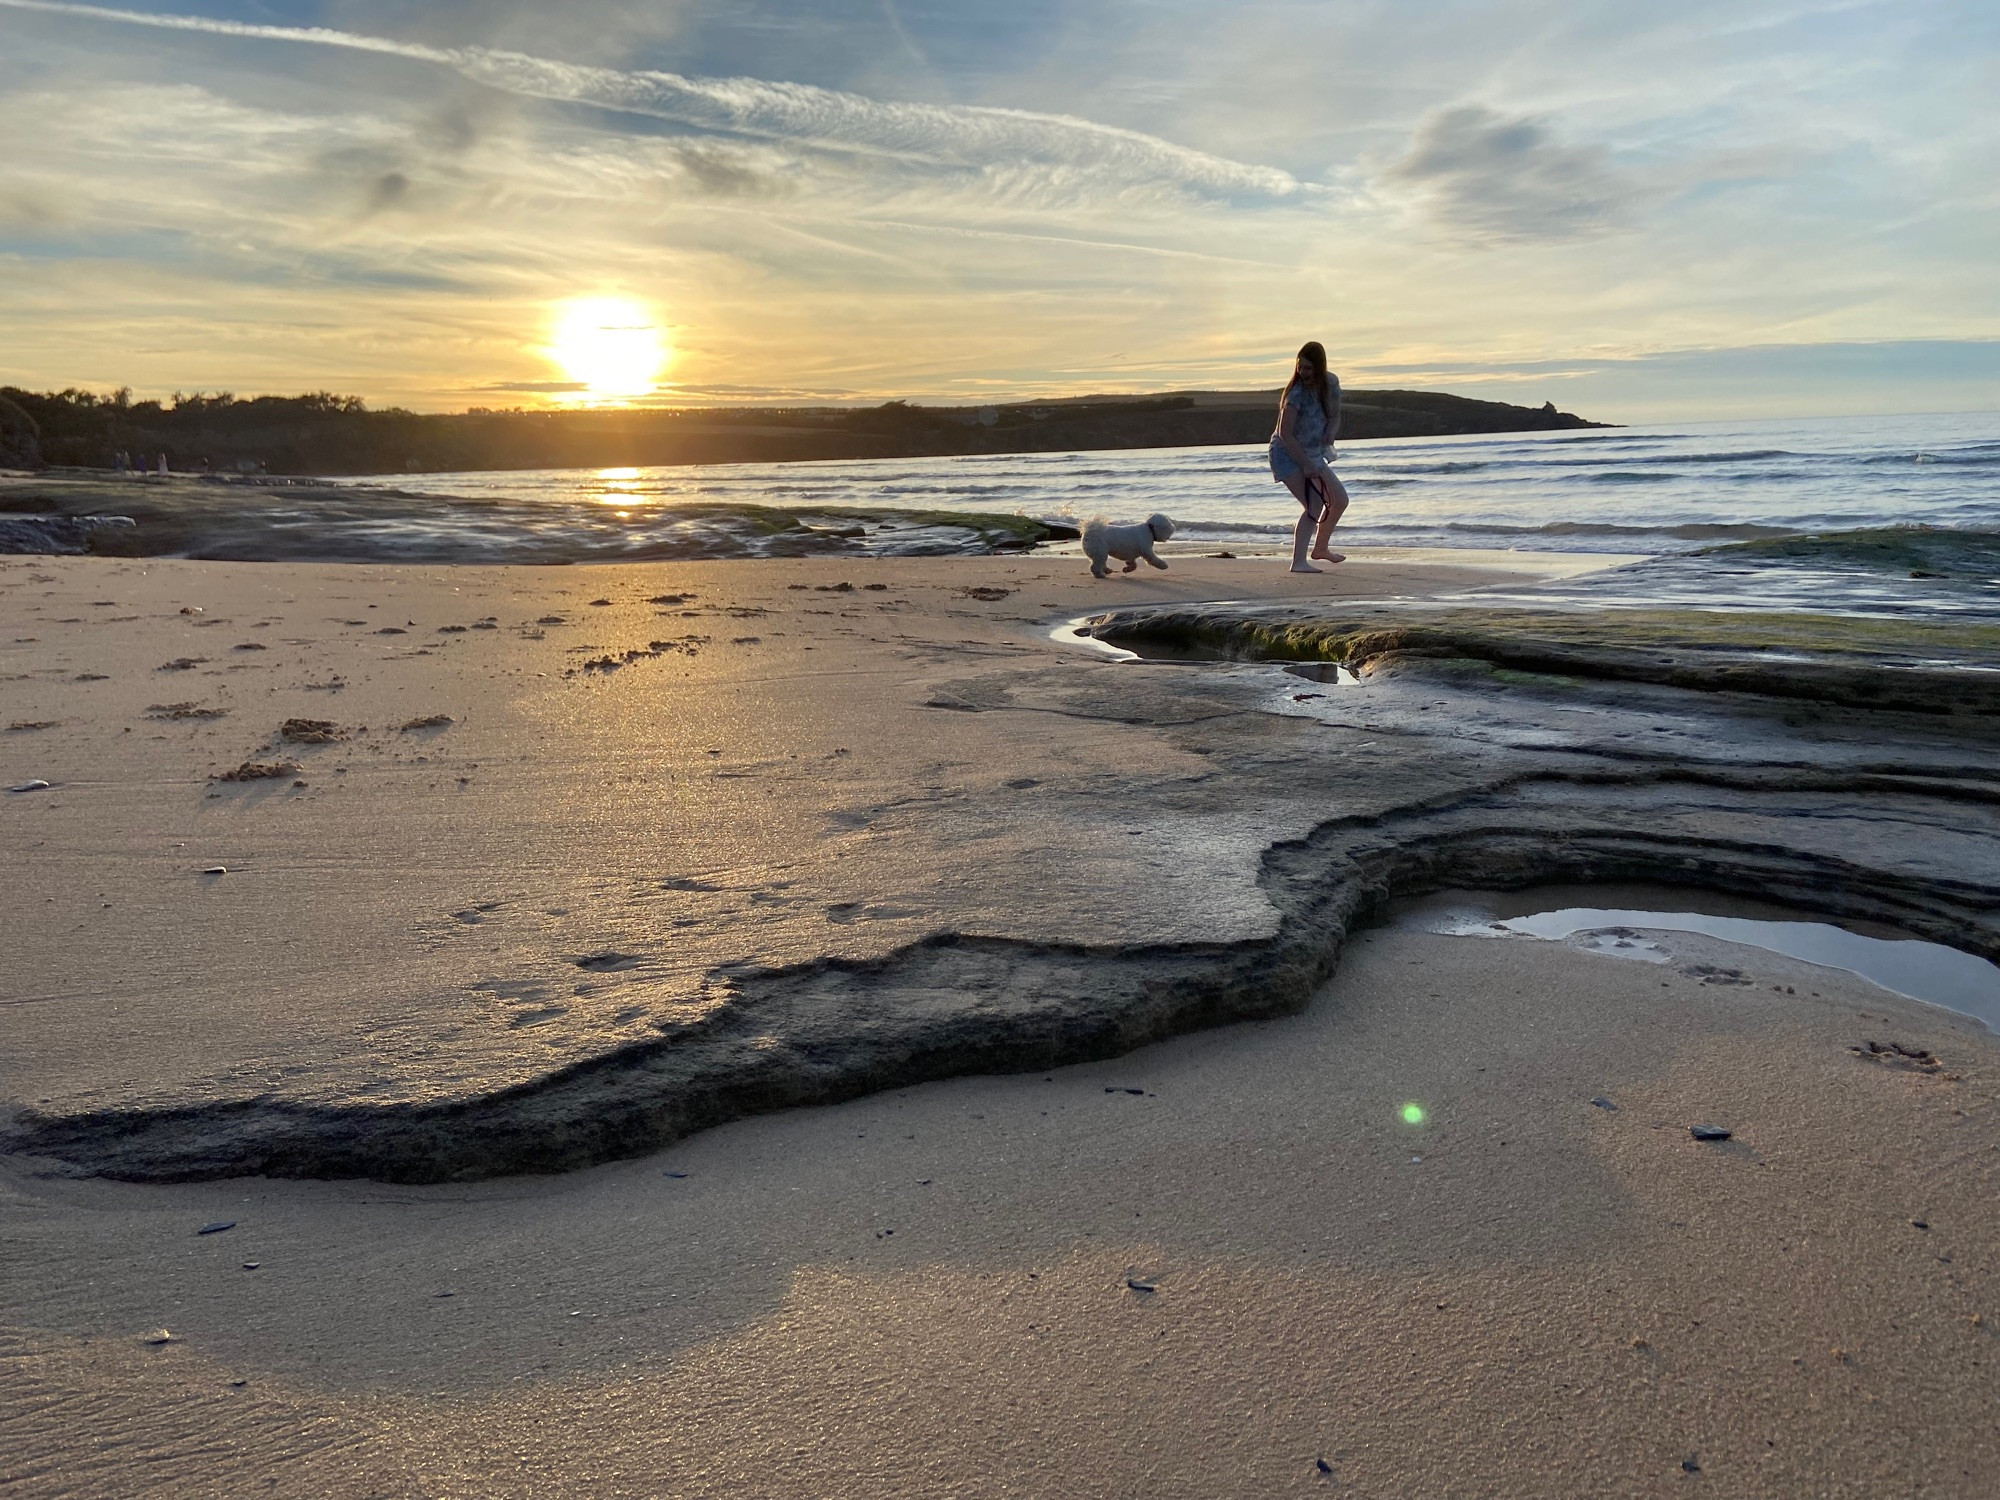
[0, 386, 1608, 476]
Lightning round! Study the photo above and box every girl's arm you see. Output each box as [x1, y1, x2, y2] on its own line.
[1279, 392, 1312, 468]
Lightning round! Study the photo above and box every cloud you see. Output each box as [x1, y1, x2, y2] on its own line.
[1384, 104, 1644, 244]
[0, 0, 1301, 205]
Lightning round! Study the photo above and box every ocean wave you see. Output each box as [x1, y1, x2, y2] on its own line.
[1858, 448, 2000, 468]
[1434, 520, 1796, 541]
[1162, 520, 1296, 536]
[1545, 432, 1697, 444]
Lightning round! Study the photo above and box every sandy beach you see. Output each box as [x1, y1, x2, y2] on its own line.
[4, 548, 1998, 1496]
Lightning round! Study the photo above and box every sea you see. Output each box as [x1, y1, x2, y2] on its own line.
[367, 410, 2000, 620]
[13, 410, 2000, 620]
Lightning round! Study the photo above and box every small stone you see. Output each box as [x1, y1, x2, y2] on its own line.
[1690, 1125, 1732, 1142]
[198, 1221, 235, 1235]
[1125, 1277, 1157, 1293]
[1315, 1458, 1333, 1476]
[211, 760, 300, 782]
[277, 717, 343, 743]
[142, 1330, 175, 1345]
[241, 1262, 260, 1270]
[1682, 1455, 1701, 1474]
[662, 1171, 690, 1179]
[1912, 1219, 1930, 1230]
[1591, 1096, 1618, 1111]
[201, 865, 228, 875]
[6, 779, 51, 793]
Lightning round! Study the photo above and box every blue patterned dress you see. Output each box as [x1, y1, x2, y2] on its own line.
[1268, 376, 1341, 485]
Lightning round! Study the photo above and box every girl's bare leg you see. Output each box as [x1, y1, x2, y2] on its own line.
[1310, 472, 1350, 561]
[1282, 472, 1321, 572]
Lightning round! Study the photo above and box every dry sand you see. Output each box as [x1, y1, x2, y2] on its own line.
[3, 549, 1998, 1496]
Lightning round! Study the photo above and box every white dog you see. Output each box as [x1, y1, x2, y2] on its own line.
[1082, 513, 1175, 578]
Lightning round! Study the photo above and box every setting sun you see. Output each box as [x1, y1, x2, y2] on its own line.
[547, 297, 668, 401]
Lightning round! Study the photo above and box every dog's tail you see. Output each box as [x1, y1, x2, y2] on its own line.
[1082, 516, 1109, 552]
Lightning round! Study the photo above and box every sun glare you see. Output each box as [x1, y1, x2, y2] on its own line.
[548, 297, 668, 402]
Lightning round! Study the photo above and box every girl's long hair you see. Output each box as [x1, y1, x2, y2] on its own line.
[1280, 341, 1331, 421]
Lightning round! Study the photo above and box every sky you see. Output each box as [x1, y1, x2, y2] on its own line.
[0, 0, 1996, 421]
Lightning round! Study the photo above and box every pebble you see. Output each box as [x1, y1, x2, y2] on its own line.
[1125, 1277, 1157, 1293]
[142, 1330, 175, 1345]
[1590, 1096, 1618, 1111]
[662, 1171, 689, 1179]
[1690, 1124, 1732, 1141]
[202, 866, 228, 875]
[198, 1221, 235, 1235]
[7, 779, 51, 793]
[1315, 1458, 1334, 1476]
[241, 1262, 260, 1270]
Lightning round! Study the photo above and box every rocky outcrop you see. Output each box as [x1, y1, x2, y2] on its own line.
[1083, 602, 2000, 718]
[10, 765, 1996, 1185]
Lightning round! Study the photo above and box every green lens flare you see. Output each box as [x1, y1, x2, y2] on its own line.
[1400, 1103, 1426, 1125]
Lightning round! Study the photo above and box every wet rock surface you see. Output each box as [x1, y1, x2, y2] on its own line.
[5, 560, 1999, 1184]
[14, 658, 2000, 1181]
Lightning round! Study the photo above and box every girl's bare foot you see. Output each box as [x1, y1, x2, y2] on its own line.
[1290, 562, 1323, 573]
[1310, 549, 1345, 563]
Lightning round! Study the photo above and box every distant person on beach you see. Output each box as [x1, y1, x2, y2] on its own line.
[1270, 341, 1349, 572]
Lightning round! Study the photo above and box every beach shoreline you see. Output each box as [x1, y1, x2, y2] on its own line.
[4, 548, 1998, 1495]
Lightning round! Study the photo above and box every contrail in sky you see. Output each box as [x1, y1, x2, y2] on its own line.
[0, 0, 1303, 199]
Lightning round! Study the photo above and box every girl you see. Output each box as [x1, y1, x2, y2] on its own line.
[1269, 341, 1350, 572]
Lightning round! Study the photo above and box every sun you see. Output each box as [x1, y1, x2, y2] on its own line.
[547, 297, 668, 402]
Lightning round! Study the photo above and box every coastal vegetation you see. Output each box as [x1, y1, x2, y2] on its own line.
[0, 385, 1604, 476]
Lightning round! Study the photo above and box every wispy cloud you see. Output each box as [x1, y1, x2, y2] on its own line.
[0, 0, 1301, 203]
[3, 0, 1995, 418]
[1383, 104, 1645, 244]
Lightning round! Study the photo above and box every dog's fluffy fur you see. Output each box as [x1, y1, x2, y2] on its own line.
[1082, 513, 1175, 578]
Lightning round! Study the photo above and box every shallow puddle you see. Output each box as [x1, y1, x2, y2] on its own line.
[1395, 883, 2000, 1030]
[1049, 615, 1364, 685]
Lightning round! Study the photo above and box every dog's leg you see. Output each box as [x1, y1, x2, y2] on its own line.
[1143, 545, 1168, 570]
[1122, 558, 1138, 572]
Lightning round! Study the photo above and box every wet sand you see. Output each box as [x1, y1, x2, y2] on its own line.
[4, 548, 1998, 1495]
